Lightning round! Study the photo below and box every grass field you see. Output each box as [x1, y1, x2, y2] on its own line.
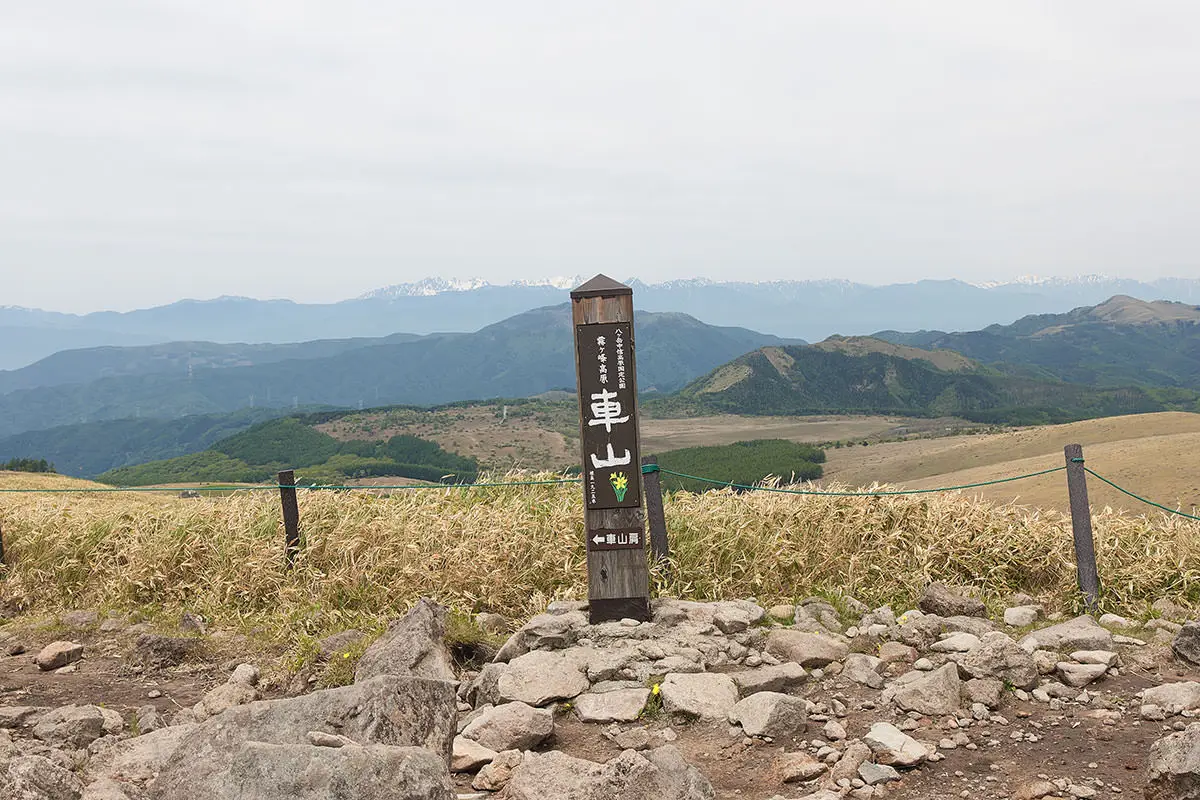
[312, 402, 976, 471]
[1, 465, 1197, 641]
[821, 412, 1200, 514]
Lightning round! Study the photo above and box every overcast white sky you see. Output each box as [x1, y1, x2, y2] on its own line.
[3, 2, 1199, 312]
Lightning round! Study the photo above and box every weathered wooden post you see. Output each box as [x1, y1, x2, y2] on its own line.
[641, 455, 670, 565]
[0, 519, 5, 568]
[1064, 444, 1100, 615]
[278, 469, 301, 567]
[571, 275, 651, 623]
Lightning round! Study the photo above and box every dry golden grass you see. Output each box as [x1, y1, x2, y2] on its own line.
[823, 412, 1200, 513]
[1, 471, 1197, 640]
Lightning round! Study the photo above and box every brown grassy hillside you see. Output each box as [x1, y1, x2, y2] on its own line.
[822, 412, 1200, 514]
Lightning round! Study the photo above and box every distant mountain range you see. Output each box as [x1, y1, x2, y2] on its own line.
[6, 291, 1200, 479]
[875, 296, 1200, 389]
[664, 342, 1189, 424]
[5, 274, 1200, 370]
[0, 306, 795, 442]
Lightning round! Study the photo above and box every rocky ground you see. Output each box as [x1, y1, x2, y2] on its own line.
[2, 587, 1200, 799]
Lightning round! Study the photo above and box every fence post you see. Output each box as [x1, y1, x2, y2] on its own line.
[1064, 444, 1100, 615]
[0, 519, 5, 568]
[279, 470, 301, 568]
[641, 456, 669, 565]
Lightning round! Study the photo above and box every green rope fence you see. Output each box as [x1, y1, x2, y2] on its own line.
[0, 464, 1196, 524]
[652, 465, 1066, 497]
[1083, 467, 1200, 522]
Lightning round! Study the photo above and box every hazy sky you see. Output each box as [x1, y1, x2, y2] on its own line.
[3, 2, 1200, 312]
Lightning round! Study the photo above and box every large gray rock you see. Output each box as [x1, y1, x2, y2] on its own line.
[34, 642, 83, 672]
[494, 611, 588, 663]
[729, 663, 807, 697]
[863, 722, 929, 768]
[727, 692, 807, 738]
[193, 665, 260, 721]
[960, 632, 1038, 689]
[495, 650, 590, 706]
[1020, 616, 1112, 652]
[155, 742, 454, 800]
[5, 754, 85, 800]
[660, 674, 738, 721]
[500, 746, 714, 800]
[33, 705, 123, 749]
[354, 598, 456, 683]
[888, 663, 961, 716]
[459, 702, 553, 752]
[764, 630, 848, 668]
[1145, 722, 1200, 800]
[102, 724, 198, 785]
[1172, 622, 1200, 667]
[1144, 682, 1200, 714]
[0, 707, 46, 729]
[574, 689, 650, 723]
[149, 674, 456, 798]
[919, 583, 986, 618]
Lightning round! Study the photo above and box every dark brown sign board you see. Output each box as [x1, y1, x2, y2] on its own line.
[576, 321, 642, 512]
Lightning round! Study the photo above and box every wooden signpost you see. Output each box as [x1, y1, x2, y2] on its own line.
[571, 275, 651, 623]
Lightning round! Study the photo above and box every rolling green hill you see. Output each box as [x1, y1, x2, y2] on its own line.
[0, 306, 798, 439]
[0, 408, 295, 478]
[662, 343, 1197, 424]
[99, 417, 480, 486]
[875, 296, 1200, 389]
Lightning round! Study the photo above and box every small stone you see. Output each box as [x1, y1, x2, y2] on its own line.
[35, 641, 83, 671]
[1004, 606, 1042, 627]
[1057, 662, 1109, 688]
[858, 761, 901, 785]
[863, 721, 930, 767]
[823, 720, 847, 741]
[778, 751, 826, 782]
[452, 735, 498, 772]
[919, 582, 986, 618]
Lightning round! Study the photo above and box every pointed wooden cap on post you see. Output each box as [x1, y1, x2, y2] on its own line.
[570, 274, 633, 299]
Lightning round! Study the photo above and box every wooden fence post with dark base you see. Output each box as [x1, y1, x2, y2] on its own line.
[1064, 444, 1100, 615]
[641, 455, 669, 565]
[279, 469, 301, 568]
[572, 275, 651, 624]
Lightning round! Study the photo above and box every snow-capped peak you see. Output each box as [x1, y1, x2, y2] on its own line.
[360, 276, 587, 299]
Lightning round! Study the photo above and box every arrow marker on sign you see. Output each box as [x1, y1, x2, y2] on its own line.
[592, 535, 605, 545]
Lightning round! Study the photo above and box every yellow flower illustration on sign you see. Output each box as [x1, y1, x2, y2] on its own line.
[610, 471, 629, 502]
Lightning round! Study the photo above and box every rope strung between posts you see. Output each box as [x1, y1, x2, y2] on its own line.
[1082, 467, 1200, 522]
[0, 478, 580, 494]
[652, 466, 1066, 496]
[1, 464, 1196, 518]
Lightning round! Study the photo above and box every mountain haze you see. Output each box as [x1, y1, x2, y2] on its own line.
[0, 306, 795, 439]
[5, 276, 1200, 370]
